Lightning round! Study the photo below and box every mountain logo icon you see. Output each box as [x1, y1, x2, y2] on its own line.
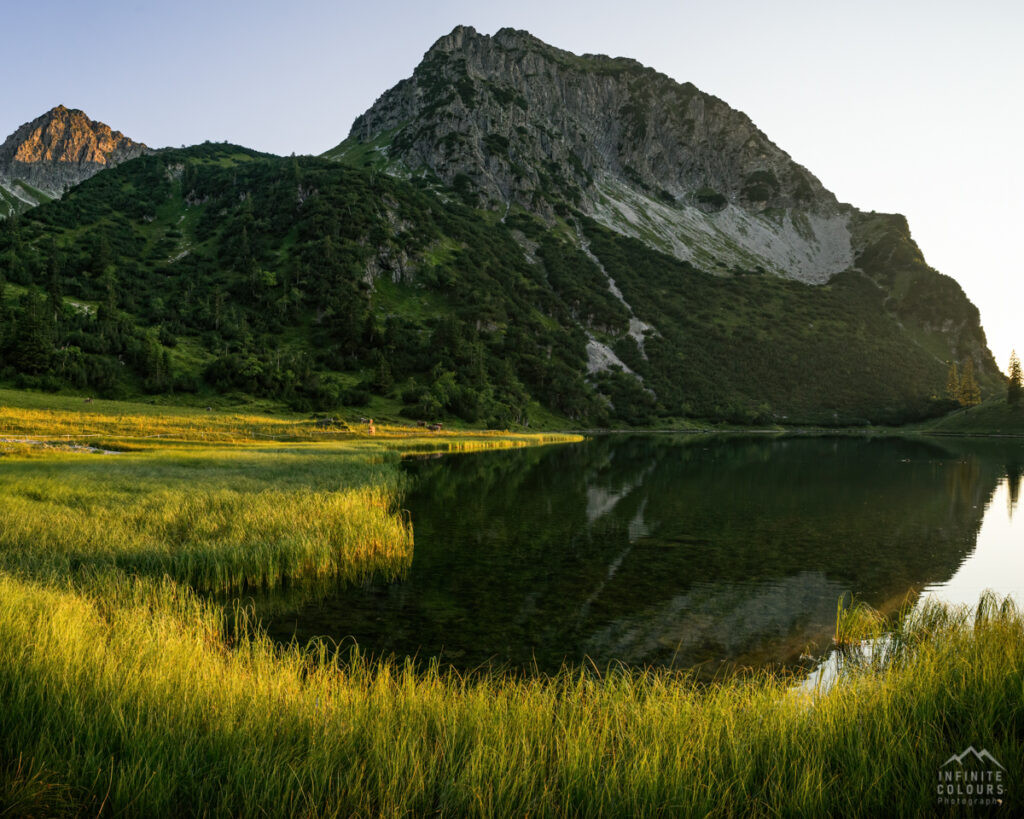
[941, 746, 1006, 770]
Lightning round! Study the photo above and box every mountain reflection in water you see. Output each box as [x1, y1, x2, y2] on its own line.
[264, 435, 1024, 677]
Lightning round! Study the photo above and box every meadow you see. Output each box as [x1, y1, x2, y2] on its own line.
[0, 392, 1020, 816]
[3, 576, 1021, 817]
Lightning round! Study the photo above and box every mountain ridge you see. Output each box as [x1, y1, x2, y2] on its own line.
[328, 25, 996, 390]
[0, 29, 1002, 426]
[331, 25, 854, 282]
[0, 106, 150, 217]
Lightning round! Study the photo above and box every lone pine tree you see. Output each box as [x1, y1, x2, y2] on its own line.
[1008, 350, 1022, 406]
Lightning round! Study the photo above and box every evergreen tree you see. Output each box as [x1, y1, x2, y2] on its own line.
[43, 238, 64, 318]
[91, 235, 112, 278]
[370, 357, 394, 394]
[1008, 350, 1022, 406]
[945, 361, 960, 402]
[14, 293, 55, 374]
[958, 359, 982, 407]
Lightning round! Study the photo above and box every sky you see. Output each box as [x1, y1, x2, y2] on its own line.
[5, 0, 1023, 371]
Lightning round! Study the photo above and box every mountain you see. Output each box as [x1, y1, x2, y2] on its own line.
[328, 26, 999, 404]
[0, 106, 149, 218]
[331, 26, 850, 282]
[0, 30, 1002, 427]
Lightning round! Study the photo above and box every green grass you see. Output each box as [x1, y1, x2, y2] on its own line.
[1, 282, 28, 301]
[0, 393, 1017, 816]
[924, 397, 1024, 435]
[0, 390, 579, 596]
[0, 185, 25, 217]
[0, 388, 585, 447]
[1, 574, 1020, 817]
[323, 129, 404, 169]
[12, 179, 52, 204]
[0, 449, 413, 594]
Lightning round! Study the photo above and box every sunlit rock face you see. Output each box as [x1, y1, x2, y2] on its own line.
[0, 105, 150, 209]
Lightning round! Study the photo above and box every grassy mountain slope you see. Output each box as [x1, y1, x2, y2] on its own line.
[0, 144, 605, 425]
[328, 25, 1000, 423]
[0, 144, 998, 426]
[924, 398, 1024, 434]
[0, 180, 49, 218]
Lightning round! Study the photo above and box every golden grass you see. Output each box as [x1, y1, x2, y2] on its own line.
[7, 391, 1016, 815]
[1, 576, 1020, 817]
[0, 388, 583, 452]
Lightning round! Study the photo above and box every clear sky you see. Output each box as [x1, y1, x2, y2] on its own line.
[5, 0, 1022, 371]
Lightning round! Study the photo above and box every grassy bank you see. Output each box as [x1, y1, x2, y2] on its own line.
[1, 576, 1020, 817]
[0, 390, 1019, 816]
[0, 450, 413, 593]
[0, 387, 584, 450]
[0, 391, 579, 594]
[923, 398, 1024, 435]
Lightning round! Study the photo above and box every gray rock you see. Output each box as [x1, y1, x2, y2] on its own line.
[337, 26, 857, 280]
[343, 26, 834, 211]
[0, 105, 151, 207]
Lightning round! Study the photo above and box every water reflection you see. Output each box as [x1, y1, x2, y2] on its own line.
[921, 477, 1024, 608]
[263, 435, 1024, 677]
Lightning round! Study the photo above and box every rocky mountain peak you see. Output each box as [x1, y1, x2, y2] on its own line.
[0, 106, 150, 209]
[335, 26, 852, 282]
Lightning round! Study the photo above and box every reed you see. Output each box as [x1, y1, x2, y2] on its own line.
[0, 576, 1020, 817]
[0, 449, 414, 594]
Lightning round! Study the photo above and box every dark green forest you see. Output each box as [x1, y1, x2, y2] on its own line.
[0, 143, 987, 426]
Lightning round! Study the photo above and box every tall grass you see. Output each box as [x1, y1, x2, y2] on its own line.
[1, 575, 1020, 817]
[0, 393, 579, 596]
[1, 390, 1016, 815]
[0, 401, 312, 444]
[0, 449, 413, 594]
[0, 483, 412, 593]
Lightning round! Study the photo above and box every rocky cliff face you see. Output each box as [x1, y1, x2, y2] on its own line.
[332, 26, 854, 282]
[332, 25, 998, 387]
[0, 106, 150, 216]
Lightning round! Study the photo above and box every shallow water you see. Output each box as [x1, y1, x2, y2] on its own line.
[264, 434, 1024, 676]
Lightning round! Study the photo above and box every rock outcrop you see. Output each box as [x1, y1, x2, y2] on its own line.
[0, 106, 150, 216]
[332, 26, 854, 282]
[331, 25, 998, 388]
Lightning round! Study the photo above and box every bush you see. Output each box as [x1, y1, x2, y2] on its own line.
[695, 187, 727, 210]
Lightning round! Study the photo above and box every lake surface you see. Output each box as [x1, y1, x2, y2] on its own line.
[265, 434, 1024, 676]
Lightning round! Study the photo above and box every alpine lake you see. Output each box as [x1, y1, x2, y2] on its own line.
[262, 434, 1024, 679]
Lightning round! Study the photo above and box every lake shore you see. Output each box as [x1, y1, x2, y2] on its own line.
[1, 390, 1021, 816]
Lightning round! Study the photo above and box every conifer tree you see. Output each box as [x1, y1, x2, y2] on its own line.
[958, 359, 982, 406]
[945, 361, 960, 402]
[370, 357, 394, 394]
[14, 293, 55, 374]
[1008, 350, 1022, 406]
[91, 235, 112, 278]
